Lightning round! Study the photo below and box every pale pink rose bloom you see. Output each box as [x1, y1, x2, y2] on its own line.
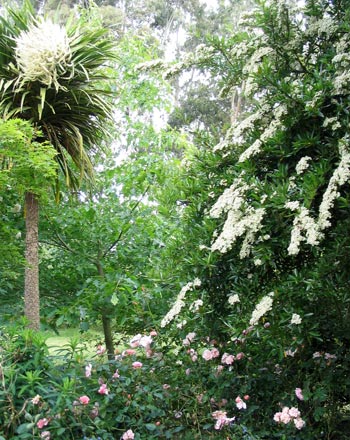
[163, 384, 170, 390]
[236, 352, 245, 360]
[288, 407, 301, 418]
[130, 334, 141, 348]
[324, 353, 336, 360]
[132, 361, 143, 369]
[221, 353, 235, 365]
[185, 368, 191, 375]
[31, 394, 41, 404]
[79, 395, 90, 405]
[37, 418, 49, 429]
[40, 431, 51, 440]
[183, 332, 196, 345]
[191, 354, 198, 362]
[273, 412, 282, 422]
[124, 349, 136, 356]
[85, 363, 92, 378]
[211, 348, 220, 358]
[235, 396, 247, 410]
[212, 410, 235, 430]
[295, 387, 304, 401]
[313, 351, 322, 358]
[122, 429, 135, 439]
[294, 417, 306, 429]
[112, 369, 120, 379]
[202, 349, 213, 361]
[98, 384, 109, 395]
[96, 345, 106, 355]
[139, 335, 152, 348]
[280, 407, 291, 424]
[149, 330, 157, 336]
[244, 395, 250, 401]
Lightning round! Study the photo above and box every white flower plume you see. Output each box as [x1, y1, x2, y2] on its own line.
[15, 20, 72, 89]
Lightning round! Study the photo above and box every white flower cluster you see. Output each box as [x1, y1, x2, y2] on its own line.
[209, 177, 265, 255]
[249, 292, 274, 326]
[318, 140, 350, 229]
[306, 15, 337, 38]
[295, 156, 311, 175]
[243, 46, 274, 97]
[160, 278, 201, 328]
[238, 105, 287, 163]
[291, 313, 302, 325]
[15, 20, 71, 89]
[286, 138, 350, 255]
[287, 206, 322, 255]
[228, 294, 240, 305]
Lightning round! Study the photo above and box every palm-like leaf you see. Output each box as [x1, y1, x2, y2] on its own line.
[0, 1, 117, 190]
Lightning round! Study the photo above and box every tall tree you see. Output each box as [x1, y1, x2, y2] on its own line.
[0, 2, 116, 329]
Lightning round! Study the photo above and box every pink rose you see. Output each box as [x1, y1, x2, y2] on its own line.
[124, 349, 136, 356]
[98, 383, 109, 395]
[96, 345, 106, 355]
[122, 429, 135, 439]
[294, 417, 306, 429]
[295, 387, 304, 401]
[211, 348, 220, 358]
[288, 407, 301, 418]
[202, 349, 213, 361]
[130, 334, 141, 347]
[79, 395, 90, 405]
[85, 363, 92, 378]
[221, 353, 235, 365]
[132, 361, 143, 369]
[273, 412, 282, 422]
[235, 396, 247, 410]
[40, 431, 51, 440]
[37, 418, 49, 429]
[112, 369, 120, 379]
[280, 407, 291, 424]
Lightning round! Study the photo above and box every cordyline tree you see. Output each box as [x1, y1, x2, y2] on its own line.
[0, 2, 116, 329]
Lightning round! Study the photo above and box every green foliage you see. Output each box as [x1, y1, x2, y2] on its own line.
[0, 1, 117, 191]
[157, 0, 350, 438]
[0, 119, 58, 198]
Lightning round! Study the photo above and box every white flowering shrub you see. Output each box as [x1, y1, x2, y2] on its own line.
[160, 0, 350, 438]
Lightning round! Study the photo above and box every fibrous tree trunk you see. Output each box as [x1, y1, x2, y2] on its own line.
[24, 191, 40, 330]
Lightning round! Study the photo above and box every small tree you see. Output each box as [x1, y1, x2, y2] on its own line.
[0, 2, 116, 329]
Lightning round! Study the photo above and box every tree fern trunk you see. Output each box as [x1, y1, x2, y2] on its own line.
[24, 191, 40, 330]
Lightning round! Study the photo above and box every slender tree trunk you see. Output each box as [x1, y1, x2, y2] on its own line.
[24, 191, 40, 330]
[102, 313, 114, 360]
[96, 260, 114, 360]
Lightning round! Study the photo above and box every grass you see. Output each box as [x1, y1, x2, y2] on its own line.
[44, 327, 104, 356]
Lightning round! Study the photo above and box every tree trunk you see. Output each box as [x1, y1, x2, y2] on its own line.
[102, 312, 114, 360]
[96, 260, 115, 360]
[24, 191, 40, 330]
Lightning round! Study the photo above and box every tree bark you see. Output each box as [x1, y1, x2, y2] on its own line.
[96, 260, 115, 360]
[24, 191, 40, 330]
[102, 312, 114, 360]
